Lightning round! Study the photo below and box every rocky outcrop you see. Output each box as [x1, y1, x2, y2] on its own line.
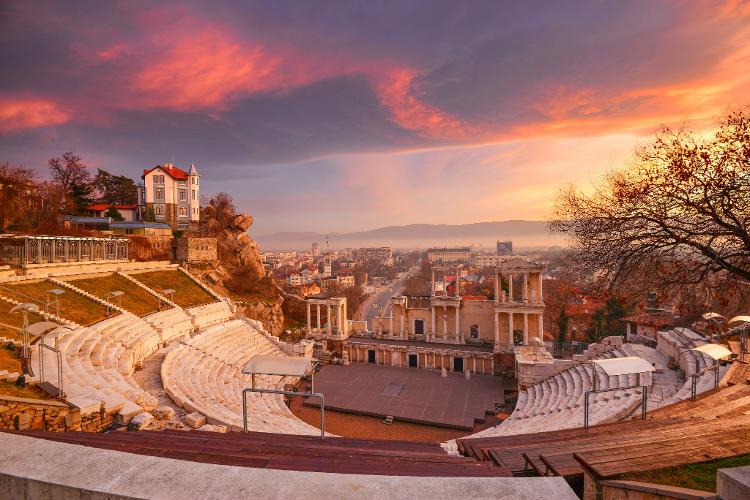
[243, 298, 285, 337]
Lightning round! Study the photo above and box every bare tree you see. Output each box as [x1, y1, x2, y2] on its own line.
[48, 151, 94, 214]
[551, 109, 750, 295]
[0, 163, 36, 230]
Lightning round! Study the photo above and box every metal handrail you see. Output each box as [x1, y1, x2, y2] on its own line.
[38, 334, 65, 398]
[242, 388, 325, 439]
[584, 385, 648, 429]
[690, 359, 721, 400]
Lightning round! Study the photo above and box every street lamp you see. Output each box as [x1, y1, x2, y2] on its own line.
[10, 303, 39, 361]
[105, 290, 124, 317]
[45, 289, 65, 319]
[160, 288, 175, 310]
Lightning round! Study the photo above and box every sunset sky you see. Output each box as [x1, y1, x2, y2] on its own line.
[1, 1, 749, 234]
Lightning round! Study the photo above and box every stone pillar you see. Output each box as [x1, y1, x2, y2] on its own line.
[326, 305, 332, 335]
[494, 311, 500, 348]
[495, 271, 500, 303]
[399, 305, 405, 339]
[443, 306, 448, 340]
[431, 269, 435, 296]
[523, 312, 529, 345]
[508, 312, 514, 345]
[455, 304, 460, 342]
[316, 304, 321, 331]
[306, 302, 311, 334]
[455, 268, 460, 299]
[389, 308, 394, 337]
[430, 306, 436, 341]
[523, 273, 529, 303]
[508, 274, 514, 302]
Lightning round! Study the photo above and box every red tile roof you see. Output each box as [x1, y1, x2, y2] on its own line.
[87, 204, 138, 211]
[143, 164, 189, 180]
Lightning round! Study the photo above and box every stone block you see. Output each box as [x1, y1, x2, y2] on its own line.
[197, 424, 228, 433]
[152, 406, 177, 421]
[128, 412, 155, 431]
[184, 412, 207, 429]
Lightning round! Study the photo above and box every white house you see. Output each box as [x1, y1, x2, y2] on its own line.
[139, 163, 200, 230]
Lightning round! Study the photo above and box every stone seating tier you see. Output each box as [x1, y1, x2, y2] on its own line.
[162, 320, 322, 435]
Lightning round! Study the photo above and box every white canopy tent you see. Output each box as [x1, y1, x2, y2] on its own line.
[591, 356, 655, 377]
[691, 343, 732, 360]
[702, 312, 727, 322]
[242, 355, 318, 391]
[728, 315, 750, 325]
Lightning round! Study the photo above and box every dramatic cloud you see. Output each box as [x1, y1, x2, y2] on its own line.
[1, 1, 748, 233]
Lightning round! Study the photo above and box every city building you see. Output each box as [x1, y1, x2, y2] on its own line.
[472, 253, 506, 267]
[86, 204, 138, 222]
[311, 242, 320, 257]
[139, 163, 200, 230]
[352, 247, 393, 263]
[497, 240, 513, 255]
[427, 247, 471, 263]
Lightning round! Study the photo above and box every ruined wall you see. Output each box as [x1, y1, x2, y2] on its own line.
[175, 237, 217, 263]
[0, 396, 115, 432]
[128, 235, 173, 261]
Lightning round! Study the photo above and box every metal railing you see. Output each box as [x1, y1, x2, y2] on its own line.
[242, 388, 325, 439]
[584, 385, 648, 429]
[690, 360, 721, 400]
[38, 336, 65, 398]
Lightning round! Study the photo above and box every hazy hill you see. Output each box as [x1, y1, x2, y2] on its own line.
[252, 220, 567, 251]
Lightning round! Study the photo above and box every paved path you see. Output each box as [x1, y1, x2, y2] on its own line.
[132, 346, 187, 418]
[360, 269, 416, 329]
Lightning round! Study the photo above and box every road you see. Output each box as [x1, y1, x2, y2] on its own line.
[357, 268, 417, 331]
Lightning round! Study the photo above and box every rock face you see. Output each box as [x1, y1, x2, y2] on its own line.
[242, 296, 285, 337]
[213, 211, 265, 279]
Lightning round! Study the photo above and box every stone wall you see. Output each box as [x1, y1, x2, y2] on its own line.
[0, 395, 115, 432]
[175, 237, 217, 264]
[128, 235, 173, 261]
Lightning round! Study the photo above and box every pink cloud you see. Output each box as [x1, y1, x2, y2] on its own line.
[0, 97, 69, 133]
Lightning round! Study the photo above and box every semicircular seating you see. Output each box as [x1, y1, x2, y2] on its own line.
[161, 319, 323, 435]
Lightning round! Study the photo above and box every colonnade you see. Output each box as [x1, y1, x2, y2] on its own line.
[306, 298, 348, 337]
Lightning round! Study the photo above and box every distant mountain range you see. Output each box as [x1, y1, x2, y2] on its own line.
[251, 220, 567, 251]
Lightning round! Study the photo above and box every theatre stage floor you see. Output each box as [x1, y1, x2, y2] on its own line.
[304, 363, 505, 429]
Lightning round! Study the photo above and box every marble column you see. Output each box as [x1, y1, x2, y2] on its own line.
[523, 273, 529, 303]
[430, 306, 436, 341]
[538, 313, 544, 340]
[495, 271, 500, 302]
[443, 306, 448, 340]
[494, 311, 499, 348]
[523, 312, 529, 345]
[316, 304, 321, 331]
[400, 306, 405, 339]
[306, 303, 311, 334]
[389, 308, 394, 337]
[508, 313, 514, 345]
[508, 274, 514, 302]
[455, 305, 460, 342]
[327, 305, 332, 335]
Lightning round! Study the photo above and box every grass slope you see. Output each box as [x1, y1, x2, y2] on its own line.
[129, 270, 216, 308]
[67, 273, 161, 317]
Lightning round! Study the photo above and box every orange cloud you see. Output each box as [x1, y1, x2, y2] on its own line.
[375, 68, 469, 139]
[134, 31, 288, 109]
[0, 97, 69, 133]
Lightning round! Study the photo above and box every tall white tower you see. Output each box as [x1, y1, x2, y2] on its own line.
[188, 163, 200, 222]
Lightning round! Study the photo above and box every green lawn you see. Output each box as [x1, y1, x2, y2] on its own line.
[66, 273, 161, 317]
[0, 300, 44, 340]
[0, 346, 53, 400]
[2, 280, 112, 326]
[620, 453, 750, 492]
[128, 270, 216, 308]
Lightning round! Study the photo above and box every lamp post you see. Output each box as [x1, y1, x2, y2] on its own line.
[105, 290, 124, 317]
[161, 288, 175, 310]
[45, 289, 65, 320]
[10, 303, 39, 361]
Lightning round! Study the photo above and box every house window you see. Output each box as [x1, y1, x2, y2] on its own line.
[155, 187, 164, 200]
[155, 205, 163, 215]
[154, 175, 164, 183]
[179, 190, 186, 201]
[192, 190, 196, 200]
[179, 207, 187, 217]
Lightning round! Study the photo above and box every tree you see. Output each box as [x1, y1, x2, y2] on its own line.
[48, 151, 94, 214]
[0, 163, 36, 231]
[144, 206, 156, 222]
[551, 109, 750, 293]
[94, 168, 138, 205]
[103, 207, 124, 221]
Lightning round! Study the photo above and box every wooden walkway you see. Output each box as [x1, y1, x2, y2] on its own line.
[456, 382, 750, 479]
[5, 429, 512, 477]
